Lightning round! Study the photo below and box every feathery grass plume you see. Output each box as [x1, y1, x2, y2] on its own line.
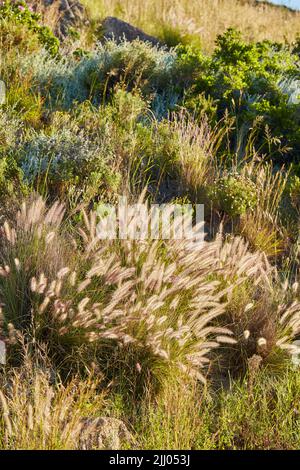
[139, 111, 231, 203]
[210, 234, 272, 296]
[73, 194, 235, 389]
[0, 194, 233, 389]
[2, 192, 298, 388]
[276, 281, 300, 357]
[0, 195, 69, 334]
[211, 235, 300, 374]
[213, 235, 277, 373]
[239, 162, 289, 258]
[169, 111, 226, 197]
[0, 354, 106, 449]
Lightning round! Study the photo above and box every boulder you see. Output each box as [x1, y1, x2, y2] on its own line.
[101, 16, 161, 46]
[78, 417, 132, 450]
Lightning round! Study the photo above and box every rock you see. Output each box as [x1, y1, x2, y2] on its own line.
[78, 417, 132, 450]
[101, 16, 161, 47]
[28, 0, 88, 39]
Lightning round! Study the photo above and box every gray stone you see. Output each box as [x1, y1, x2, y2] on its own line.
[78, 416, 132, 450]
[101, 16, 161, 47]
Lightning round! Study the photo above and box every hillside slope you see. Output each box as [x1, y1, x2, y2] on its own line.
[81, 0, 300, 51]
[2, 0, 300, 451]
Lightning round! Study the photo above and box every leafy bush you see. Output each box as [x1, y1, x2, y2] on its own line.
[0, 0, 59, 56]
[20, 127, 119, 197]
[179, 28, 300, 162]
[209, 173, 257, 217]
[20, 40, 179, 112]
[0, 155, 25, 197]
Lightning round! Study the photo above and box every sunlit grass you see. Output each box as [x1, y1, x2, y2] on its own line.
[82, 0, 300, 51]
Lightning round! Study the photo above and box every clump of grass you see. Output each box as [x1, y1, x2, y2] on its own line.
[0, 349, 106, 450]
[170, 111, 224, 195]
[213, 235, 300, 375]
[135, 377, 208, 450]
[211, 366, 300, 450]
[0, 195, 235, 393]
[0, 196, 69, 336]
[2, 194, 300, 393]
[129, 365, 300, 450]
[239, 162, 289, 258]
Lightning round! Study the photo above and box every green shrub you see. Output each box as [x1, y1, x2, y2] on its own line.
[19, 40, 179, 112]
[209, 173, 257, 217]
[0, 0, 59, 56]
[178, 28, 300, 162]
[0, 110, 22, 151]
[5, 83, 44, 128]
[20, 127, 120, 198]
[0, 155, 26, 198]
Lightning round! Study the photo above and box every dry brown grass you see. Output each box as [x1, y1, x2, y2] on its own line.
[0, 349, 106, 449]
[239, 162, 289, 258]
[82, 0, 300, 52]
